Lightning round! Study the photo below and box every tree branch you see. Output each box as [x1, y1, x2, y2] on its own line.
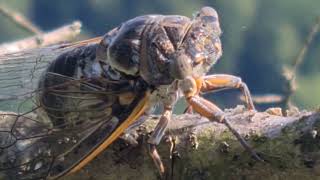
[61, 106, 320, 180]
[0, 21, 81, 55]
[0, 5, 43, 35]
[2, 106, 319, 179]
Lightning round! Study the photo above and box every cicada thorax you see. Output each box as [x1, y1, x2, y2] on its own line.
[139, 15, 193, 85]
[103, 15, 151, 76]
[103, 14, 194, 86]
[103, 12, 222, 86]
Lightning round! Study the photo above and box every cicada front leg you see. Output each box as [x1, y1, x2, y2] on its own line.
[148, 107, 172, 177]
[147, 83, 181, 178]
[200, 74, 255, 110]
[180, 76, 263, 161]
[184, 74, 255, 114]
[148, 107, 180, 179]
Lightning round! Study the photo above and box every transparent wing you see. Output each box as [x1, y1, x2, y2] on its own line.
[0, 70, 144, 179]
[0, 36, 148, 179]
[0, 37, 102, 112]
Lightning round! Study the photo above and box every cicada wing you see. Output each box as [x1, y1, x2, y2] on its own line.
[0, 113, 57, 180]
[0, 69, 149, 179]
[0, 111, 108, 180]
[0, 37, 102, 112]
[0, 46, 70, 100]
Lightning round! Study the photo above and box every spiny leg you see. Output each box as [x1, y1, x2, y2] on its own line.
[184, 74, 255, 113]
[180, 76, 263, 161]
[147, 82, 181, 178]
[147, 107, 172, 178]
[119, 104, 174, 178]
[119, 105, 172, 176]
[199, 75, 261, 158]
[200, 74, 255, 110]
[148, 144, 165, 178]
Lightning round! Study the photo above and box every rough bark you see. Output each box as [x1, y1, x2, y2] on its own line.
[61, 106, 320, 180]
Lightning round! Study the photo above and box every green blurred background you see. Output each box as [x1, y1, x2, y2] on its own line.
[0, 0, 319, 111]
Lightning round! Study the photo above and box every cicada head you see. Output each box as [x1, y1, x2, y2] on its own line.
[169, 6, 222, 79]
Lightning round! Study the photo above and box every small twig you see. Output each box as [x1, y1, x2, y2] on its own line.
[0, 5, 43, 35]
[282, 16, 320, 109]
[290, 16, 320, 79]
[240, 94, 284, 104]
[0, 21, 82, 55]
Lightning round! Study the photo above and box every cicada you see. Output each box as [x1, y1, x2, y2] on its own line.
[0, 6, 258, 180]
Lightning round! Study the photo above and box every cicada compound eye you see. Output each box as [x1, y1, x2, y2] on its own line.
[197, 7, 219, 25]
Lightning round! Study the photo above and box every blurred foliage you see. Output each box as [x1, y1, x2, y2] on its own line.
[0, 0, 319, 110]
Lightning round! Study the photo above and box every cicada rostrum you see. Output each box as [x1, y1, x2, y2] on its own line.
[0, 6, 260, 180]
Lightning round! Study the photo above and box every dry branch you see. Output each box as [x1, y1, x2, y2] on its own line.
[0, 21, 81, 55]
[240, 94, 285, 104]
[0, 5, 43, 35]
[1, 106, 317, 179]
[282, 16, 320, 109]
[1, 105, 319, 179]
